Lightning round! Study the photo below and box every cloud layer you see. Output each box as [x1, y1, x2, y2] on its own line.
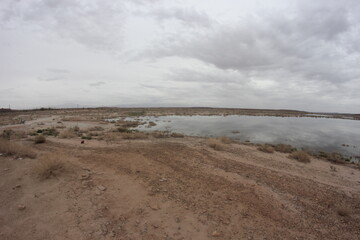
[0, 0, 359, 112]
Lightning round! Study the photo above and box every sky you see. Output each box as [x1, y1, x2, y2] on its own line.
[0, 0, 359, 113]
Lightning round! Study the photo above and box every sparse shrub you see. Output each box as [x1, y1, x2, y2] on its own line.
[34, 135, 46, 144]
[258, 144, 275, 153]
[274, 144, 294, 153]
[170, 132, 184, 138]
[0, 139, 36, 158]
[35, 127, 59, 136]
[289, 151, 311, 163]
[207, 138, 224, 151]
[33, 155, 65, 180]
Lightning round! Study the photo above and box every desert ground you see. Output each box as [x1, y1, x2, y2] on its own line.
[0, 108, 359, 240]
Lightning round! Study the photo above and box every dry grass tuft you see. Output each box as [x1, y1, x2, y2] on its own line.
[101, 132, 118, 144]
[151, 131, 168, 138]
[0, 139, 36, 158]
[148, 121, 157, 127]
[258, 144, 275, 153]
[33, 155, 65, 180]
[115, 120, 143, 128]
[289, 151, 311, 163]
[121, 132, 148, 140]
[274, 144, 294, 153]
[207, 138, 224, 151]
[170, 132, 184, 138]
[59, 128, 78, 139]
[319, 152, 346, 164]
[87, 126, 104, 131]
[0, 129, 28, 140]
[34, 135, 46, 144]
[219, 137, 234, 144]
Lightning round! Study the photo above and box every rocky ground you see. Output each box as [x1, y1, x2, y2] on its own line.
[0, 110, 359, 240]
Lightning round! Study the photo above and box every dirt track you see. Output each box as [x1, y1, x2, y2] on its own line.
[0, 113, 359, 239]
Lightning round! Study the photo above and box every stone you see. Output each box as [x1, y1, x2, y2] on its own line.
[12, 184, 21, 190]
[97, 185, 107, 191]
[18, 204, 26, 211]
[212, 231, 221, 237]
[79, 173, 91, 180]
[149, 202, 160, 210]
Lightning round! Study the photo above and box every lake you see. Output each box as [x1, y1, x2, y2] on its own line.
[124, 115, 360, 161]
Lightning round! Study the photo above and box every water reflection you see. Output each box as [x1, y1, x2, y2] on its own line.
[130, 115, 360, 159]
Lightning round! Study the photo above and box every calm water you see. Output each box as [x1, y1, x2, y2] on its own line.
[126, 115, 360, 160]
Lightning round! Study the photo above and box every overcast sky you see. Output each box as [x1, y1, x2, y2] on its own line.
[0, 0, 359, 112]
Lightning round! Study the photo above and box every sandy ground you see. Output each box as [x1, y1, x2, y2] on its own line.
[0, 112, 359, 240]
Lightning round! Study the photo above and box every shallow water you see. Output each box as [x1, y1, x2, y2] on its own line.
[125, 115, 360, 161]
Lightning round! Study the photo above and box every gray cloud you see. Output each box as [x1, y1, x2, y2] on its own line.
[145, 7, 213, 28]
[0, 0, 126, 51]
[47, 68, 70, 74]
[89, 81, 106, 87]
[161, 67, 360, 112]
[167, 68, 247, 84]
[145, 1, 360, 86]
[38, 68, 70, 81]
[38, 76, 66, 81]
[1, 0, 359, 112]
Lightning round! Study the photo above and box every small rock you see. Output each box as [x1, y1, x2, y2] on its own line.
[175, 217, 180, 223]
[149, 202, 160, 210]
[95, 189, 102, 196]
[212, 231, 221, 237]
[12, 184, 21, 190]
[17, 158, 23, 160]
[3, 168, 9, 171]
[17, 204, 26, 211]
[79, 173, 91, 180]
[0, 153, 3, 156]
[97, 185, 107, 191]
